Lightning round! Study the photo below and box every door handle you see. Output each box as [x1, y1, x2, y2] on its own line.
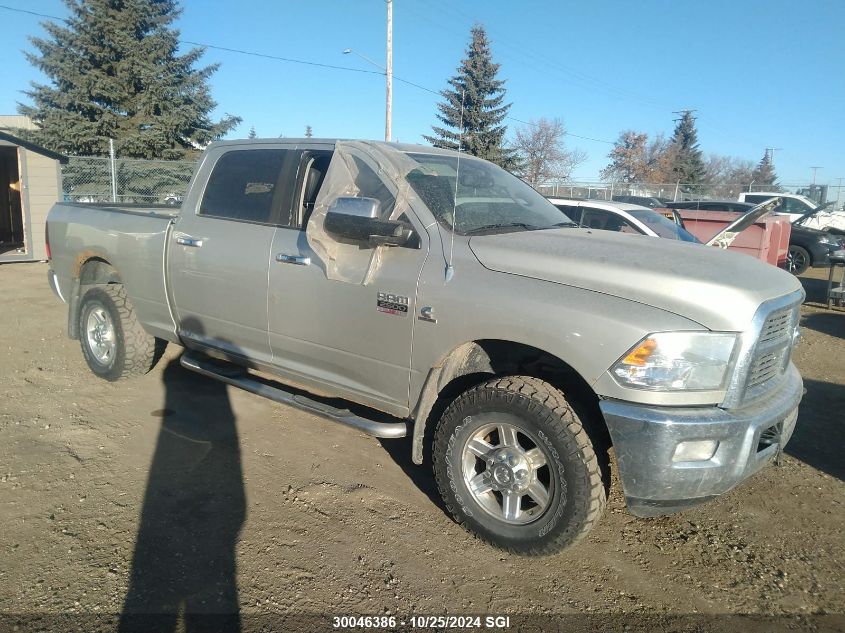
[176, 235, 203, 248]
[276, 254, 311, 266]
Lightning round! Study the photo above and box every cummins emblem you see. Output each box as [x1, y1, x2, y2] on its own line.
[377, 292, 409, 316]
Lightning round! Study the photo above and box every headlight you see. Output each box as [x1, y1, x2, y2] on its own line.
[611, 332, 738, 391]
[818, 234, 838, 245]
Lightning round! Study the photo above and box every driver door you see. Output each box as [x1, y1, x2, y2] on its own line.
[267, 146, 429, 417]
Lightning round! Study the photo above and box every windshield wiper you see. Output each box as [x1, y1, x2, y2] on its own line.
[464, 222, 542, 235]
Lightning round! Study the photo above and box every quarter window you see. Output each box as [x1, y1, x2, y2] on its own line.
[200, 150, 287, 224]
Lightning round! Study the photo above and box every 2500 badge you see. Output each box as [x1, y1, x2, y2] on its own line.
[377, 291, 409, 316]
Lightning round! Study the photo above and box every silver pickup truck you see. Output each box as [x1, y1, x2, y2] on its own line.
[46, 139, 804, 555]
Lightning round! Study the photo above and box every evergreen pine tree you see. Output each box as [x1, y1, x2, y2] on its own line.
[751, 150, 778, 189]
[17, 0, 240, 159]
[305, 125, 313, 138]
[423, 25, 517, 169]
[248, 126, 257, 139]
[668, 111, 705, 187]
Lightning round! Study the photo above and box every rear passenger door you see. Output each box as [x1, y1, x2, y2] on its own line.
[168, 145, 296, 364]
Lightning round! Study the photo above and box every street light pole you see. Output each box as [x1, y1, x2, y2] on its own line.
[385, 0, 393, 143]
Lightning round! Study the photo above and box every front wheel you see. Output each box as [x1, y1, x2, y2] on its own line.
[786, 245, 810, 275]
[78, 284, 159, 381]
[432, 376, 607, 555]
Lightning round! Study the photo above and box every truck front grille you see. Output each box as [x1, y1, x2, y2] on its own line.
[747, 350, 786, 388]
[742, 303, 799, 398]
[759, 309, 793, 345]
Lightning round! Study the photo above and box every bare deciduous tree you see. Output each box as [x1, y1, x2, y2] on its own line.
[601, 131, 676, 183]
[512, 117, 587, 185]
[600, 130, 649, 183]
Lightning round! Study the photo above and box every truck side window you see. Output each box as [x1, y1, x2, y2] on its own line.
[200, 150, 287, 224]
[293, 151, 333, 228]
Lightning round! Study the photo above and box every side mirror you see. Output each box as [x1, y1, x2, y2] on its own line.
[324, 196, 415, 248]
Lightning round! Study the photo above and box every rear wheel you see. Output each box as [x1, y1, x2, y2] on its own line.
[432, 376, 606, 555]
[78, 284, 158, 381]
[786, 245, 810, 275]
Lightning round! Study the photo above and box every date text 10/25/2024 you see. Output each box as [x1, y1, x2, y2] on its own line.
[332, 615, 511, 629]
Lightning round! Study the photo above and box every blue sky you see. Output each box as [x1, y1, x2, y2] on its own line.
[1, 0, 843, 186]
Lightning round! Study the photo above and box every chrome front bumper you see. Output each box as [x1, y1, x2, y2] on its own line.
[600, 363, 803, 517]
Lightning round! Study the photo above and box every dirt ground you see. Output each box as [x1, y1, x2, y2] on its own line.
[0, 262, 843, 632]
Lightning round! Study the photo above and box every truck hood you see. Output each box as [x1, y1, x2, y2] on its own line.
[468, 228, 802, 331]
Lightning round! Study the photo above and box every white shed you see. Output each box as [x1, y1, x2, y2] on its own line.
[0, 131, 67, 263]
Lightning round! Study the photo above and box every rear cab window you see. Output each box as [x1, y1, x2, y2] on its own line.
[199, 149, 289, 225]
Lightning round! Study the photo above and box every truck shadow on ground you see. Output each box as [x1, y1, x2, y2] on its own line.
[799, 275, 829, 305]
[377, 435, 448, 515]
[787, 378, 845, 482]
[119, 321, 245, 633]
[801, 312, 844, 338]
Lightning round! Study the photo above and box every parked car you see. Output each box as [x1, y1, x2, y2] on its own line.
[46, 139, 804, 555]
[611, 194, 666, 209]
[674, 199, 844, 275]
[549, 198, 785, 255]
[548, 198, 701, 242]
[788, 206, 845, 274]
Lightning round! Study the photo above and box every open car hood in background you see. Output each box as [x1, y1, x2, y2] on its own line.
[705, 198, 781, 248]
[793, 200, 835, 226]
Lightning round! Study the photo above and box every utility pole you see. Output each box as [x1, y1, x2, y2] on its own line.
[835, 177, 843, 211]
[385, 0, 393, 143]
[810, 166, 822, 185]
[765, 147, 783, 165]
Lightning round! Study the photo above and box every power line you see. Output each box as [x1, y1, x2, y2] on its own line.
[414, 0, 668, 111]
[180, 41, 384, 76]
[0, 2, 615, 144]
[0, 3, 54, 19]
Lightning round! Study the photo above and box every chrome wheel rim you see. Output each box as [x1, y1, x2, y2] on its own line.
[461, 419, 554, 525]
[787, 248, 806, 274]
[86, 306, 115, 365]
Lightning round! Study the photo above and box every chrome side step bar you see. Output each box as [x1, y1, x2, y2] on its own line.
[180, 353, 407, 439]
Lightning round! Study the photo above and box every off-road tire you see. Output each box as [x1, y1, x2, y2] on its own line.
[432, 376, 606, 556]
[78, 284, 157, 381]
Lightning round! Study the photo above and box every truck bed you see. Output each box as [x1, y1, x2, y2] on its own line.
[47, 202, 178, 341]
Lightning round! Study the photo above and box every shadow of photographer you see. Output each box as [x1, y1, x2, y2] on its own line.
[120, 318, 246, 633]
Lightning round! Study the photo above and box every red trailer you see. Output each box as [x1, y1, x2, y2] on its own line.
[674, 209, 791, 267]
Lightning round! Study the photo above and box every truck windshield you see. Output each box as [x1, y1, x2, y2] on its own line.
[404, 152, 574, 234]
[628, 209, 701, 243]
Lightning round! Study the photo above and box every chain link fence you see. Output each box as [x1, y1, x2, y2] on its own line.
[61, 157, 197, 204]
[59, 156, 844, 211]
[536, 181, 844, 208]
